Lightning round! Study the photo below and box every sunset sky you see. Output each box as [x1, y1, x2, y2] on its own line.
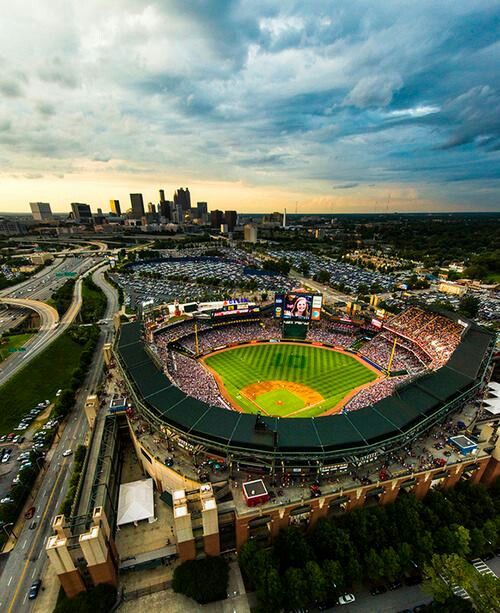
[0, 1, 498, 214]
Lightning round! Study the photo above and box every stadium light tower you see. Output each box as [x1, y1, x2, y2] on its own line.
[387, 337, 398, 375]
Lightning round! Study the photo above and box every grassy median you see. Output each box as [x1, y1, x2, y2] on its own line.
[0, 332, 84, 434]
[0, 333, 32, 363]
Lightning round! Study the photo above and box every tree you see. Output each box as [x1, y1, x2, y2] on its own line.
[380, 547, 401, 582]
[283, 567, 308, 609]
[398, 542, 415, 575]
[275, 526, 313, 570]
[458, 295, 480, 319]
[255, 566, 283, 612]
[304, 560, 327, 603]
[364, 548, 385, 585]
[316, 269, 330, 284]
[299, 259, 310, 277]
[424, 554, 500, 613]
[172, 556, 229, 604]
[322, 559, 345, 597]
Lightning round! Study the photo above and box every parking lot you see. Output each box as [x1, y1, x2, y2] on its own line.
[0, 401, 59, 522]
[112, 255, 293, 308]
[265, 249, 396, 293]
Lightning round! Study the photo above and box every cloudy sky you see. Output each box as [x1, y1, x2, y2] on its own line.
[0, 0, 499, 214]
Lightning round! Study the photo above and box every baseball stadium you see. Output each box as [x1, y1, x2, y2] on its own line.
[115, 294, 495, 471]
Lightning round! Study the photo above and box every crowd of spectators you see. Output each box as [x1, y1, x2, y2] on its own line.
[153, 319, 212, 347]
[344, 375, 407, 411]
[386, 307, 463, 367]
[180, 320, 281, 354]
[167, 351, 228, 409]
[307, 325, 355, 348]
[359, 333, 426, 374]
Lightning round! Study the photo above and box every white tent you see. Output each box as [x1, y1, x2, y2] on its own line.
[488, 382, 500, 394]
[117, 478, 155, 526]
[483, 396, 500, 415]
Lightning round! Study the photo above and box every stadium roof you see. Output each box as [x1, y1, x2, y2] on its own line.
[117, 320, 494, 458]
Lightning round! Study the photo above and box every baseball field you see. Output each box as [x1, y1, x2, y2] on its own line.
[203, 343, 379, 418]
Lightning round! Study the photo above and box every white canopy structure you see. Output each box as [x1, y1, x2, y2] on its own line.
[117, 478, 155, 526]
[483, 396, 500, 415]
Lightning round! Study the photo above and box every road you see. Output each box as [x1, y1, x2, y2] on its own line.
[0, 266, 118, 612]
[0, 299, 59, 385]
[0, 258, 105, 387]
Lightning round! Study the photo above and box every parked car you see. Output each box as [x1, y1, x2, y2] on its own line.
[338, 594, 356, 605]
[370, 586, 387, 596]
[62, 449, 73, 457]
[25, 506, 36, 519]
[388, 581, 403, 590]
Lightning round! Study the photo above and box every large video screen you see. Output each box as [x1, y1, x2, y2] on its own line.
[275, 292, 322, 320]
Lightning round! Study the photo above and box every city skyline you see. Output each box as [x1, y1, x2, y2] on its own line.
[0, 1, 499, 213]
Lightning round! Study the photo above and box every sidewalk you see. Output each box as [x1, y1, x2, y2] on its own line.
[33, 563, 60, 613]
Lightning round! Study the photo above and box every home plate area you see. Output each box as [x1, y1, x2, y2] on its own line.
[242, 380, 323, 417]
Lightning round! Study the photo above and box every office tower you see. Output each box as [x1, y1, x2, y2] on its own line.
[130, 193, 145, 219]
[97, 208, 103, 215]
[147, 203, 156, 214]
[174, 201, 184, 224]
[159, 200, 171, 220]
[159, 189, 165, 204]
[173, 188, 191, 213]
[224, 210, 237, 232]
[30, 202, 53, 222]
[109, 199, 121, 216]
[210, 210, 223, 228]
[197, 202, 208, 217]
[244, 224, 258, 243]
[71, 203, 92, 224]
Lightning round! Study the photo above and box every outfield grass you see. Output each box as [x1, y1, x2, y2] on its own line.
[0, 332, 85, 434]
[204, 343, 377, 417]
[0, 333, 32, 363]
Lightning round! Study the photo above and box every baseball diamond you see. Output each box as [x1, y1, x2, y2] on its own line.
[202, 342, 380, 417]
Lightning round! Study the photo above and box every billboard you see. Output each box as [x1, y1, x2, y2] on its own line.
[275, 292, 322, 321]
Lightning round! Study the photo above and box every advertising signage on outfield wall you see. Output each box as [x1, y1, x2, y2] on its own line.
[274, 292, 322, 321]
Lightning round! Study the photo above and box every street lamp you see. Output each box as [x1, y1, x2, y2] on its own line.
[0, 522, 18, 540]
[34, 456, 45, 472]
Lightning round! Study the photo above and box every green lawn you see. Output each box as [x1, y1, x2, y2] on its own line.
[0, 332, 85, 434]
[0, 333, 32, 363]
[204, 343, 377, 417]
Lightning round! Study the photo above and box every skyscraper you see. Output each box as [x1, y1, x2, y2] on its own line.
[197, 202, 208, 222]
[130, 193, 145, 219]
[147, 203, 156, 214]
[173, 188, 191, 213]
[159, 200, 171, 220]
[109, 199, 121, 216]
[71, 203, 92, 224]
[159, 189, 165, 203]
[30, 202, 53, 222]
[210, 210, 223, 228]
[224, 210, 237, 231]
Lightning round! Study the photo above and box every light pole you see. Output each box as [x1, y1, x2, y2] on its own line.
[1, 522, 18, 540]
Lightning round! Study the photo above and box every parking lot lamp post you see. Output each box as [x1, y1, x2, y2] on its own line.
[1, 522, 18, 540]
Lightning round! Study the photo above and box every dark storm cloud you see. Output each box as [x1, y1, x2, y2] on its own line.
[333, 183, 359, 189]
[0, 0, 499, 209]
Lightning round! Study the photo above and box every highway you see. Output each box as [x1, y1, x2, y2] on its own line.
[0, 257, 104, 387]
[0, 265, 118, 612]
